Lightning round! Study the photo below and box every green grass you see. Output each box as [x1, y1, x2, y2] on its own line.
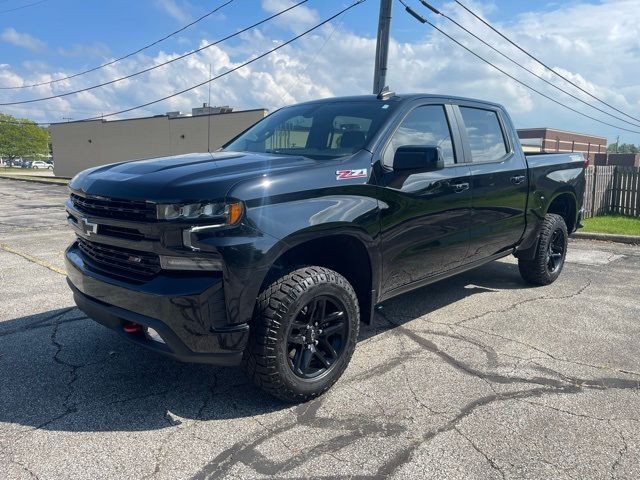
[582, 215, 640, 236]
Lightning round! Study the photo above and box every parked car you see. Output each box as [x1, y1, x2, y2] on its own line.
[31, 160, 53, 169]
[64, 93, 586, 402]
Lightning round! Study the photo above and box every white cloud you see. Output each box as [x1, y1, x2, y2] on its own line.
[0, 0, 639, 145]
[154, 0, 192, 23]
[1, 28, 46, 52]
[261, 0, 319, 32]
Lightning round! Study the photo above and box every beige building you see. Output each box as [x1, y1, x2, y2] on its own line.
[51, 106, 267, 177]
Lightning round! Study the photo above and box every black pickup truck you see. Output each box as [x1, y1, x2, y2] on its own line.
[65, 93, 586, 401]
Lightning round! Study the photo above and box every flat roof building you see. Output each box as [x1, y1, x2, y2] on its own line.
[517, 127, 607, 163]
[50, 106, 267, 177]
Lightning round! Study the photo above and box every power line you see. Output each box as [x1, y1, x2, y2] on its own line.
[0, 0, 48, 14]
[277, 16, 343, 105]
[93, 1, 366, 121]
[454, 0, 640, 125]
[1, 0, 366, 125]
[0, 0, 235, 90]
[397, 0, 640, 134]
[0, 0, 311, 106]
[417, 0, 640, 129]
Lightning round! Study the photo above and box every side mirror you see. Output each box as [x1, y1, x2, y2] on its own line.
[393, 145, 444, 172]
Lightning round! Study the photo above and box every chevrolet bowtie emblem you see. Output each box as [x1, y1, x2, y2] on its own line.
[79, 217, 98, 236]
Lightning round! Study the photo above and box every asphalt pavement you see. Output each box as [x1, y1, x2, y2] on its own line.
[1, 178, 639, 479]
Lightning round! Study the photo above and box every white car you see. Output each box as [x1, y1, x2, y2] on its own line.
[31, 161, 53, 169]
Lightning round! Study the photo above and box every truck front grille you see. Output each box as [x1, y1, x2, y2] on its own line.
[77, 237, 161, 280]
[70, 193, 155, 222]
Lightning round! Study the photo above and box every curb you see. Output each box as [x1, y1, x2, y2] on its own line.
[572, 231, 640, 245]
[0, 175, 69, 186]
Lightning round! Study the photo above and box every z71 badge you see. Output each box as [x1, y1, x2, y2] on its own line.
[336, 169, 368, 180]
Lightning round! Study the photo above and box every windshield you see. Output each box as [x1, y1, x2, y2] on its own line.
[223, 100, 398, 160]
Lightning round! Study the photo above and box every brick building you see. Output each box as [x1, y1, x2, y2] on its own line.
[517, 128, 607, 163]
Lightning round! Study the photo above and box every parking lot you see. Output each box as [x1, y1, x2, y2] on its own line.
[1, 177, 639, 479]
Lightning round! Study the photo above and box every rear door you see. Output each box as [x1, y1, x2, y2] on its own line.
[454, 103, 528, 260]
[376, 102, 472, 298]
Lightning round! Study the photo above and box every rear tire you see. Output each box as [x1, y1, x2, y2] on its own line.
[518, 213, 568, 286]
[243, 266, 360, 403]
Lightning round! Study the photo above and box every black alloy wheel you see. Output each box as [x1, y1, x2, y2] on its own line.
[286, 296, 349, 379]
[243, 266, 360, 402]
[546, 228, 565, 274]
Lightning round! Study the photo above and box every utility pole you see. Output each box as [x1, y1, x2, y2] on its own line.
[372, 0, 393, 94]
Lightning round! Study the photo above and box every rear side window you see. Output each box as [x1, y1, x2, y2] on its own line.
[383, 105, 455, 167]
[459, 107, 508, 162]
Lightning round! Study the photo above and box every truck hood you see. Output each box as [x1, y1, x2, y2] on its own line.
[69, 151, 318, 203]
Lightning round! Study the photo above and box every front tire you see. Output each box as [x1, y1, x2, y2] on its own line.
[518, 213, 568, 286]
[243, 266, 360, 402]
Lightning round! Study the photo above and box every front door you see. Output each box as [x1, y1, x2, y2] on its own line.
[376, 103, 472, 298]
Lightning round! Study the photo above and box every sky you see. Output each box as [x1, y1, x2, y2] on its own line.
[0, 0, 639, 145]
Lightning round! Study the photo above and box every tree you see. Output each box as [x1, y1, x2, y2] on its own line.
[607, 142, 638, 154]
[0, 113, 50, 164]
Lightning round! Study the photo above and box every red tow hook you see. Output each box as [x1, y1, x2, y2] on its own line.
[123, 322, 143, 334]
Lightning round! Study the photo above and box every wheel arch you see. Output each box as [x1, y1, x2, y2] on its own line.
[516, 189, 578, 260]
[546, 190, 578, 233]
[259, 231, 377, 325]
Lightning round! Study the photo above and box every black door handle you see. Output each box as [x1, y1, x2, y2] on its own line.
[510, 175, 526, 185]
[451, 182, 470, 193]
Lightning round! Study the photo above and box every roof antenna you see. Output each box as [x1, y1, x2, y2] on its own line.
[377, 85, 395, 100]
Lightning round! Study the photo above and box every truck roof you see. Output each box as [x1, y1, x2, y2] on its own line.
[293, 93, 505, 110]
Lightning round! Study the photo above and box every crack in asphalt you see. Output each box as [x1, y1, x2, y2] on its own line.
[190, 392, 407, 479]
[8, 457, 41, 480]
[454, 426, 506, 480]
[417, 277, 640, 379]
[0, 311, 111, 464]
[395, 331, 457, 417]
[609, 424, 628, 480]
[520, 398, 608, 422]
[375, 384, 584, 477]
[0, 308, 86, 338]
[452, 279, 591, 326]
[362, 304, 640, 477]
[183, 273, 640, 479]
[140, 369, 256, 479]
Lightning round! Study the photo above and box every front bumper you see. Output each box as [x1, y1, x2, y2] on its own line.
[66, 242, 249, 365]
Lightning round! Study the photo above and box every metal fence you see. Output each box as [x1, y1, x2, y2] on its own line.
[583, 166, 640, 218]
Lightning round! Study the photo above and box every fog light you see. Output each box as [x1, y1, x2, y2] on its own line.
[159, 255, 222, 271]
[146, 327, 165, 344]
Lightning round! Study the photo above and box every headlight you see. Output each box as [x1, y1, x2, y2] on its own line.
[156, 201, 244, 225]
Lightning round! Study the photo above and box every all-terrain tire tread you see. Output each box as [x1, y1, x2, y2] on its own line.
[242, 266, 359, 402]
[518, 213, 568, 286]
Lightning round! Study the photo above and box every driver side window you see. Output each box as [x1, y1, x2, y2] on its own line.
[263, 115, 312, 151]
[383, 105, 455, 168]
